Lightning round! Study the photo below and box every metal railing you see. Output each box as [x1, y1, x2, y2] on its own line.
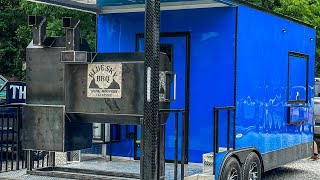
[0, 104, 50, 173]
[0, 104, 24, 171]
[213, 106, 236, 175]
[159, 109, 186, 180]
[26, 150, 53, 171]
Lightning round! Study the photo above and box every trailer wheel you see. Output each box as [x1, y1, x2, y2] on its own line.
[242, 152, 261, 180]
[221, 156, 242, 180]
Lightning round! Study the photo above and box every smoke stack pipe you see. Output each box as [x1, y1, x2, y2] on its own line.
[28, 16, 47, 46]
[62, 17, 80, 51]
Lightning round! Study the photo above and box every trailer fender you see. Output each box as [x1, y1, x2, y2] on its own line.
[218, 147, 264, 180]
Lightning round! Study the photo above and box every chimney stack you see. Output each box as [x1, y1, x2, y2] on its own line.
[28, 15, 47, 46]
[62, 17, 80, 51]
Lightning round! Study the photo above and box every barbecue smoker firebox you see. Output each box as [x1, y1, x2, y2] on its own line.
[22, 16, 174, 152]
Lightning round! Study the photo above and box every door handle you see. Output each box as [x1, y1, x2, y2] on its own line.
[159, 71, 176, 102]
[172, 72, 177, 101]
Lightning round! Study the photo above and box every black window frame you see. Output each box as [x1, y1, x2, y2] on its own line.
[287, 51, 309, 104]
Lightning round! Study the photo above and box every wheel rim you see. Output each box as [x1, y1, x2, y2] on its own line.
[227, 168, 238, 180]
[249, 162, 258, 180]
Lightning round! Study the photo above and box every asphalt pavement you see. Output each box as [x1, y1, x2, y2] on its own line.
[262, 158, 320, 180]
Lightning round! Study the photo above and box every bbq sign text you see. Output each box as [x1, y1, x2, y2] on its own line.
[87, 63, 122, 98]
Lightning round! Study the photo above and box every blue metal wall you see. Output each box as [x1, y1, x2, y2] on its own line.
[236, 5, 316, 154]
[97, 7, 236, 163]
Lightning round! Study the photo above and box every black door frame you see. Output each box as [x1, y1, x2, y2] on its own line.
[134, 32, 191, 163]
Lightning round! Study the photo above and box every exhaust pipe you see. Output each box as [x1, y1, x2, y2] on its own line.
[60, 17, 93, 62]
[62, 17, 80, 51]
[28, 15, 47, 46]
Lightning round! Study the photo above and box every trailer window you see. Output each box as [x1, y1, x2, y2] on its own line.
[288, 52, 309, 104]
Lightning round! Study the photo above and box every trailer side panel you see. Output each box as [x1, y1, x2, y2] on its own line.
[236, 5, 316, 171]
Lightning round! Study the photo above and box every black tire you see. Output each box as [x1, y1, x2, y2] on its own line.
[242, 152, 262, 180]
[221, 156, 242, 180]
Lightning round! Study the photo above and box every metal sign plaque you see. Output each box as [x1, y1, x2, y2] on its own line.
[6, 82, 27, 104]
[87, 63, 122, 98]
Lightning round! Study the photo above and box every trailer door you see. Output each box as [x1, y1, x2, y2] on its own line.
[134, 33, 190, 162]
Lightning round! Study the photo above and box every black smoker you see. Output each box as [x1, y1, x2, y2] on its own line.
[22, 16, 175, 152]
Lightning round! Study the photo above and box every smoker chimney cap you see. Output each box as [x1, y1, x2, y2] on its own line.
[28, 16, 36, 26]
[28, 15, 46, 27]
[62, 17, 80, 29]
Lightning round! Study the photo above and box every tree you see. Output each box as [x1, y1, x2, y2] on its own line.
[20, 0, 96, 48]
[273, 0, 320, 76]
[245, 0, 320, 76]
[0, 0, 96, 80]
[245, 0, 281, 10]
[0, 0, 26, 79]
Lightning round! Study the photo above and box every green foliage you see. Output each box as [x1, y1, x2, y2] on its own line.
[245, 0, 281, 9]
[245, 0, 320, 76]
[0, 0, 96, 80]
[0, 0, 26, 79]
[273, 0, 320, 76]
[20, 1, 96, 48]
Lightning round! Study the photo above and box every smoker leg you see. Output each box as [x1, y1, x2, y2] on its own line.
[26, 150, 33, 171]
[102, 144, 107, 158]
[49, 152, 55, 167]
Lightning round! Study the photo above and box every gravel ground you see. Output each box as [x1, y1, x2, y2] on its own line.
[262, 158, 320, 180]
[1, 158, 320, 179]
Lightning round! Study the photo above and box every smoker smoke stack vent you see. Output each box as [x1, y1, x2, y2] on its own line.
[28, 15, 47, 46]
[62, 17, 80, 51]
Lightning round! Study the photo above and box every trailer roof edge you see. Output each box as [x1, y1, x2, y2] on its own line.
[26, 0, 316, 29]
[99, 1, 231, 14]
[27, 0, 98, 14]
[232, 0, 316, 29]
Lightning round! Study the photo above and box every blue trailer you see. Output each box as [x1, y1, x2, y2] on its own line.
[26, 0, 316, 179]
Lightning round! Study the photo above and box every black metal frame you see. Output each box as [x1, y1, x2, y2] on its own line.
[158, 109, 186, 180]
[287, 105, 309, 125]
[287, 51, 309, 104]
[213, 106, 236, 175]
[234, 6, 238, 107]
[0, 104, 24, 172]
[134, 32, 191, 164]
[92, 124, 120, 161]
[141, 1, 161, 178]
